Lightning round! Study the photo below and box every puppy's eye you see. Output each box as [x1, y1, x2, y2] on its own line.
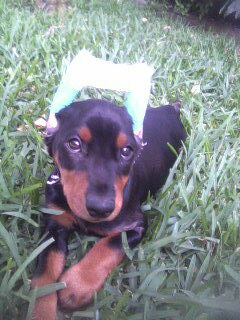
[68, 138, 82, 151]
[121, 146, 133, 160]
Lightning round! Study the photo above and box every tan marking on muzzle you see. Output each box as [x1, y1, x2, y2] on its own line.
[55, 153, 93, 222]
[103, 175, 129, 222]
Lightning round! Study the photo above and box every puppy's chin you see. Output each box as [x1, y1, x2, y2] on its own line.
[73, 207, 121, 224]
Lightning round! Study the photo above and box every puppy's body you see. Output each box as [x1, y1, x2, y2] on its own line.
[32, 99, 186, 319]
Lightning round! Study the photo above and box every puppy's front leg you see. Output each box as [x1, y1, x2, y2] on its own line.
[58, 222, 146, 311]
[31, 220, 70, 320]
[58, 234, 124, 311]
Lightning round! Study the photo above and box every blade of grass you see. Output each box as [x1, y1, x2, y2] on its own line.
[8, 237, 55, 290]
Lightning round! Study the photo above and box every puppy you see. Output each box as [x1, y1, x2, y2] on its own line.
[31, 99, 186, 319]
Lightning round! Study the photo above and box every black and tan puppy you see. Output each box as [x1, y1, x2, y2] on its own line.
[31, 99, 186, 319]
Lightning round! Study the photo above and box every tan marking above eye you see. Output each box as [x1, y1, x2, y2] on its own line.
[116, 133, 127, 149]
[78, 127, 92, 143]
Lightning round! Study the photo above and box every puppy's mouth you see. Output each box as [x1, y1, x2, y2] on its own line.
[85, 210, 115, 223]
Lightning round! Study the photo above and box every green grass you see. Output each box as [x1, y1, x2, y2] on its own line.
[0, 0, 240, 319]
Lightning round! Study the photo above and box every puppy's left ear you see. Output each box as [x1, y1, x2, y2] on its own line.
[134, 134, 143, 147]
[133, 134, 146, 162]
[45, 114, 59, 157]
[134, 130, 146, 149]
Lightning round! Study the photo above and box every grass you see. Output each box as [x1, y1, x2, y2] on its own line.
[0, 0, 240, 319]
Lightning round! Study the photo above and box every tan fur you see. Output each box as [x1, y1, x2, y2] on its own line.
[116, 132, 127, 149]
[78, 127, 92, 143]
[31, 251, 65, 288]
[59, 169, 92, 221]
[51, 210, 76, 227]
[104, 175, 129, 222]
[55, 152, 92, 221]
[31, 251, 65, 320]
[31, 294, 58, 320]
[58, 235, 124, 310]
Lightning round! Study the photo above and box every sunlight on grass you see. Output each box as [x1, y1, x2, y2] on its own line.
[0, 0, 240, 319]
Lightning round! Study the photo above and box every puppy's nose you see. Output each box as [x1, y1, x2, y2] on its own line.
[86, 196, 115, 218]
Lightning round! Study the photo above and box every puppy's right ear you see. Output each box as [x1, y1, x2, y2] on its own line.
[45, 114, 59, 157]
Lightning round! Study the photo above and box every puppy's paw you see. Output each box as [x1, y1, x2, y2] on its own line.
[58, 264, 103, 310]
[58, 236, 124, 311]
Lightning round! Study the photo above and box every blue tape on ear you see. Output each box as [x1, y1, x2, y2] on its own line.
[126, 89, 150, 135]
[51, 81, 79, 114]
[48, 50, 153, 134]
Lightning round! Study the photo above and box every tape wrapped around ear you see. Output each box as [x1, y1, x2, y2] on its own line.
[47, 49, 154, 139]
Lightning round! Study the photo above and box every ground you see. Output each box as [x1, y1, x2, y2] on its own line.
[165, 9, 240, 39]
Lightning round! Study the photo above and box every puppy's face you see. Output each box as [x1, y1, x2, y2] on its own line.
[46, 100, 139, 223]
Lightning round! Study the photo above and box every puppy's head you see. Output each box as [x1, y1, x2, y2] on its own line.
[45, 99, 140, 223]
